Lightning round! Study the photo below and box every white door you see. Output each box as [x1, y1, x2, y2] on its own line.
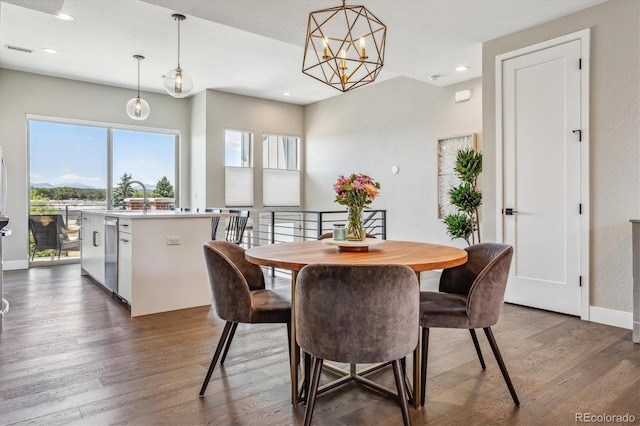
[500, 39, 583, 316]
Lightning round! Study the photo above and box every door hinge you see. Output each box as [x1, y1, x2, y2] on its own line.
[579, 58, 582, 69]
[572, 129, 582, 141]
[579, 203, 582, 214]
[579, 275, 582, 287]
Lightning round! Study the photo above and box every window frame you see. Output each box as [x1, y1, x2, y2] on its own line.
[224, 128, 255, 207]
[27, 114, 180, 209]
[262, 133, 301, 171]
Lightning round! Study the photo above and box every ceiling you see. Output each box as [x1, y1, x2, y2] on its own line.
[0, 0, 605, 105]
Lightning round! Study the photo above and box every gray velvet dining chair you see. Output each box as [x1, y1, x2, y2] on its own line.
[199, 240, 291, 397]
[419, 242, 520, 406]
[296, 264, 419, 426]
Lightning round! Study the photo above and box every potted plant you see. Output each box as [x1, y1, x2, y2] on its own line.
[443, 148, 482, 245]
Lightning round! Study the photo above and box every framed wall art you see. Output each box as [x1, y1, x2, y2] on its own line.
[437, 133, 477, 219]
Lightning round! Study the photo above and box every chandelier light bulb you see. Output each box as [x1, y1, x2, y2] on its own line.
[175, 69, 183, 93]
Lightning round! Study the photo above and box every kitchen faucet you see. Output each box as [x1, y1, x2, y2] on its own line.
[126, 180, 148, 213]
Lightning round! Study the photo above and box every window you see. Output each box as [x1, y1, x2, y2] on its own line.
[225, 129, 252, 167]
[225, 129, 254, 206]
[29, 118, 178, 211]
[112, 129, 177, 209]
[263, 134, 299, 170]
[263, 134, 300, 207]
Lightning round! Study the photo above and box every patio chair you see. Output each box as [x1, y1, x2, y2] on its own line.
[29, 214, 80, 260]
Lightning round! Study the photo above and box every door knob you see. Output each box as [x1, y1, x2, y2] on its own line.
[504, 208, 518, 216]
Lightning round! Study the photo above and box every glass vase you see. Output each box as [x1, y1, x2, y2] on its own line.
[346, 206, 365, 241]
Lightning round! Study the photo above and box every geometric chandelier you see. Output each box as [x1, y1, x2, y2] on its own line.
[302, 0, 386, 92]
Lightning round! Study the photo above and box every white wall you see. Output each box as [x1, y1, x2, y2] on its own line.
[0, 69, 190, 268]
[304, 76, 482, 246]
[189, 91, 207, 211]
[482, 0, 639, 314]
[193, 89, 304, 210]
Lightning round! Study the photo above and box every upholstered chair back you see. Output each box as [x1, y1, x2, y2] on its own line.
[295, 264, 419, 364]
[439, 243, 513, 328]
[203, 241, 266, 323]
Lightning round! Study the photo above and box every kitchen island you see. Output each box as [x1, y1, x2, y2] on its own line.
[80, 210, 223, 317]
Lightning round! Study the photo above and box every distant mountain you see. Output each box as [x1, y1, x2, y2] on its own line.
[31, 182, 157, 190]
[31, 182, 97, 189]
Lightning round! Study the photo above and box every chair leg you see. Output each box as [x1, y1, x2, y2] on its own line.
[286, 322, 292, 365]
[400, 356, 411, 401]
[392, 359, 412, 426]
[483, 327, 520, 406]
[469, 329, 486, 370]
[420, 327, 429, 406]
[303, 357, 323, 426]
[304, 352, 311, 403]
[199, 321, 233, 397]
[220, 322, 238, 365]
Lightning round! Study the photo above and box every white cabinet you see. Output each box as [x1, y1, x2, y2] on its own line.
[117, 218, 132, 304]
[126, 217, 212, 317]
[80, 211, 213, 317]
[80, 212, 105, 285]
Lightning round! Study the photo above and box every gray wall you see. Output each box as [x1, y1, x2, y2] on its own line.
[304, 76, 482, 246]
[482, 0, 639, 313]
[0, 69, 190, 267]
[192, 89, 304, 210]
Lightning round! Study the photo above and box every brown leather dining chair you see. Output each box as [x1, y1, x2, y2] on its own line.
[296, 264, 419, 426]
[419, 242, 520, 406]
[199, 241, 291, 397]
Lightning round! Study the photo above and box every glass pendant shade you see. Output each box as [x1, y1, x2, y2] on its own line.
[164, 13, 193, 98]
[126, 97, 150, 120]
[126, 54, 150, 120]
[163, 67, 193, 98]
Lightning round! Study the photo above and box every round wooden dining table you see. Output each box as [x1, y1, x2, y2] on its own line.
[245, 239, 468, 407]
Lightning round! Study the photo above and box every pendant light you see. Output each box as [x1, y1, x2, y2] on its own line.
[126, 55, 150, 120]
[164, 13, 193, 98]
[302, 0, 386, 92]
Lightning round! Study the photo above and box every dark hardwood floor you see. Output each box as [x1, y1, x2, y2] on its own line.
[0, 264, 638, 425]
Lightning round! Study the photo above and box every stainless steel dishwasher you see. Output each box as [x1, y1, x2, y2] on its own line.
[104, 216, 119, 294]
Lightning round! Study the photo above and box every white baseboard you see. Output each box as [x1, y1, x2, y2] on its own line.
[3, 260, 29, 271]
[589, 306, 633, 330]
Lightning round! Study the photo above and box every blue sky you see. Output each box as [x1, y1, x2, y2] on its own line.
[29, 121, 176, 189]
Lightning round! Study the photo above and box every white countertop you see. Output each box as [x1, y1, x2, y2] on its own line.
[81, 210, 233, 219]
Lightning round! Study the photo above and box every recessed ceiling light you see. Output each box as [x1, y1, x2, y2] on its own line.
[282, 92, 291, 96]
[56, 13, 74, 21]
[43, 48, 58, 54]
[456, 66, 470, 72]
[428, 75, 440, 81]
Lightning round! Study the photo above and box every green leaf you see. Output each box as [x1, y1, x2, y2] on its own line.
[443, 213, 472, 245]
[454, 148, 482, 183]
[449, 183, 482, 214]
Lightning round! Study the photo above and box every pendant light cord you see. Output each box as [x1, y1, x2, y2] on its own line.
[137, 58, 141, 98]
[177, 18, 181, 69]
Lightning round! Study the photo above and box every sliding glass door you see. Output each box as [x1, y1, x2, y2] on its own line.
[28, 119, 178, 263]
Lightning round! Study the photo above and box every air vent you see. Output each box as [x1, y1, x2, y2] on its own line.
[5, 45, 34, 54]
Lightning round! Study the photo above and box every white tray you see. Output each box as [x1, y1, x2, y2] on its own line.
[321, 238, 383, 252]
